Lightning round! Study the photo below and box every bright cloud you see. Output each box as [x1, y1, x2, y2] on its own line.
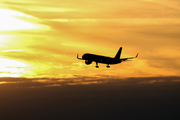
[0, 0, 180, 78]
[0, 9, 50, 31]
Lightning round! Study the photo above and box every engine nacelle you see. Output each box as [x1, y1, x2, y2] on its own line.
[85, 59, 92, 65]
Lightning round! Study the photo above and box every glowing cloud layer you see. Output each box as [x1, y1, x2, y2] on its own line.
[0, 0, 180, 78]
[0, 9, 50, 31]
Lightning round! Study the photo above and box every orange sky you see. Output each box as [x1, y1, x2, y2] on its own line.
[0, 0, 180, 78]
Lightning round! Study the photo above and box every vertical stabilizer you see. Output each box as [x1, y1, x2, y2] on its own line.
[114, 47, 122, 59]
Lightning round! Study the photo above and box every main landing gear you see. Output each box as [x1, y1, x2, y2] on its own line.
[95, 66, 99, 68]
[95, 62, 110, 68]
[106, 64, 110, 68]
[95, 62, 99, 68]
[106, 65, 110, 68]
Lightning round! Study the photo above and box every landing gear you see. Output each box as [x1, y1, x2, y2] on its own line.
[96, 66, 99, 68]
[106, 64, 110, 68]
[95, 62, 99, 68]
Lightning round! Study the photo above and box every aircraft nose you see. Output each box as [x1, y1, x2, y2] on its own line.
[82, 54, 89, 59]
[82, 54, 86, 59]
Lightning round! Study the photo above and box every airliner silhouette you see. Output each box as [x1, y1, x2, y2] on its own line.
[77, 47, 138, 68]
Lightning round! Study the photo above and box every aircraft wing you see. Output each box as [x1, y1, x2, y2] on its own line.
[120, 53, 138, 61]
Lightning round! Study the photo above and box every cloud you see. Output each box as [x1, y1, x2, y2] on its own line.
[0, 1, 180, 118]
[1, 0, 180, 78]
[1, 76, 180, 88]
[0, 8, 50, 32]
[2, 0, 180, 19]
[0, 76, 180, 120]
[143, 0, 180, 11]
[46, 18, 180, 25]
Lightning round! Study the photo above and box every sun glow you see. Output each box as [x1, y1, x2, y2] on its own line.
[0, 8, 50, 77]
[0, 8, 50, 31]
[0, 58, 30, 77]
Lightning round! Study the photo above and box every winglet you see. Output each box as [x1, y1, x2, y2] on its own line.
[77, 54, 83, 60]
[135, 53, 138, 58]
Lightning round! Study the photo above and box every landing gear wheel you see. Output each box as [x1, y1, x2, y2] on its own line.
[106, 65, 110, 68]
[95, 62, 99, 68]
[96, 66, 99, 68]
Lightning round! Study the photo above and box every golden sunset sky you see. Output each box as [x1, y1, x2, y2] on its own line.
[0, 0, 180, 78]
[1, 1, 180, 119]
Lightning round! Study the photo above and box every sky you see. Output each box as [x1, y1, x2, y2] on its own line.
[0, 0, 180, 119]
[0, 0, 180, 78]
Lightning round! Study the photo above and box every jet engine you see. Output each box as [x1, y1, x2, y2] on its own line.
[85, 59, 92, 65]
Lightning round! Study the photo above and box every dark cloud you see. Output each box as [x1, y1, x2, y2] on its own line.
[1, 75, 180, 88]
[0, 76, 180, 120]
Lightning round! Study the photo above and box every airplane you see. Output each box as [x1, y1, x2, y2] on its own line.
[77, 47, 138, 68]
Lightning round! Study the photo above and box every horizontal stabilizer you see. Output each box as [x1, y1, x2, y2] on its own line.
[120, 53, 139, 61]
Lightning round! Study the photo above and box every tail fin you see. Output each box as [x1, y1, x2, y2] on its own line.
[114, 47, 122, 59]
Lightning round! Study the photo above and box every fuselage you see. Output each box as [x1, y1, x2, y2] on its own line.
[82, 53, 121, 64]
